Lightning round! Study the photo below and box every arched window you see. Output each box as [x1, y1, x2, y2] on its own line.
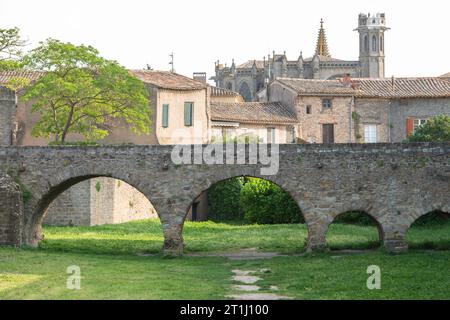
[226, 82, 233, 90]
[364, 35, 369, 52]
[380, 35, 384, 52]
[372, 35, 377, 52]
[239, 82, 252, 102]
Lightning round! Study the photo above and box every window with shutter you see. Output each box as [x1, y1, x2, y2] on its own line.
[184, 102, 193, 126]
[162, 104, 169, 128]
[406, 118, 414, 136]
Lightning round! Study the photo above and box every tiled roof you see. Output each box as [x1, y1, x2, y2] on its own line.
[210, 86, 242, 97]
[0, 70, 45, 85]
[130, 70, 207, 90]
[276, 78, 357, 95]
[275, 77, 450, 98]
[237, 60, 265, 69]
[356, 78, 450, 98]
[440, 72, 450, 78]
[211, 102, 298, 124]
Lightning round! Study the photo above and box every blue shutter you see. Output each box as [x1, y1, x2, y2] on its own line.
[184, 102, 193, 126]
[162, 104, 169, 128]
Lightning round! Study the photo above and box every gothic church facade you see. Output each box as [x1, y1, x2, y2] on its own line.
[212, 13, 388, 102]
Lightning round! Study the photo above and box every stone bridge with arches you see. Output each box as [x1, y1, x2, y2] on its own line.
[0, 143, 449, 256]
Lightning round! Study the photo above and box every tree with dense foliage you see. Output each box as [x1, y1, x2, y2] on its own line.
[0, 27, 26, 70]
[22, 39, 151, 144]
[207, 177, 244, 221]
[407, 115, 450, 143]
[240, 177, 303, 224]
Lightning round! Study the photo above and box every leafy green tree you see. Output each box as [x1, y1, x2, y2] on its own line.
[0, 27, 26, 70]
[207, 177, 244, 221]
[407, 115, 450, 143]
[22, 39, 151, 144]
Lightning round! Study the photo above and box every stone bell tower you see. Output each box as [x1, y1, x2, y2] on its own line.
[355, 13, 389, 78]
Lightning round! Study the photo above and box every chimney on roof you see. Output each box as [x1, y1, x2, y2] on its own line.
[193, 72, 207, 83]
[340, 73, 352, 86]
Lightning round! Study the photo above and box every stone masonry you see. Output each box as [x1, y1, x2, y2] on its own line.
[43, 177, 157, 226]
[0, 143, 449, 256]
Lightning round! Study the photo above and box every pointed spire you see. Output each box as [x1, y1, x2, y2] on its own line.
[315, 18, 331, 57]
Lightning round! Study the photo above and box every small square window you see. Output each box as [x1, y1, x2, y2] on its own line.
[322, 99, 332, 109]
[413, 119, 427, 132]
[306, 105, 312, 114]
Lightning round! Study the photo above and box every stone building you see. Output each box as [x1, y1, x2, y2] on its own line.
[212, 13, 389, 102]
[266, 76, 450, 143]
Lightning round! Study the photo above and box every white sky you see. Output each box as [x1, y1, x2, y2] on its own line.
[1, 0, 449, 82]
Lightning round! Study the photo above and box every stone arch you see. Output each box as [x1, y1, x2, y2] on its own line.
[182, 173, 310, 250]
[405, 210, 450, 250]
[238, 81, 252, 102]
[23, 172, 162, 248]
[325, 211, 385, 250]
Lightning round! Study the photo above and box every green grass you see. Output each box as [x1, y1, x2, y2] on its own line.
[40, 219, 450, 255]
[0, 219, 449, 299]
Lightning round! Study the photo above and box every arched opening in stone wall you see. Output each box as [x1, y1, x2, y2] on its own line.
[406, 211, 450, 250]
[326, 211, 383, 250]
[183, 176, 307, 253]
[35, 176, 162, 255]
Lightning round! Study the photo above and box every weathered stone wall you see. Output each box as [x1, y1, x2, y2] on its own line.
[111, 178, 157, 224]
[389, 98, 450, 142]
[354, 98, 390, 143]
[44, 177, 157, 226]
[0, 87, 15, 146]
[0, 173, 23, 246]
[0, 144, 449, 256]
[295, 96, 353, 143]
[43, 181, 91, 226]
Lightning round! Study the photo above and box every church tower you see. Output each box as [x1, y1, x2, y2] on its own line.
[315, 19, 331, 57]
[355, 13, 389, 78]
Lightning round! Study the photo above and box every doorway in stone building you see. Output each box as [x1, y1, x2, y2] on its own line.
[322, 124, 335, 143]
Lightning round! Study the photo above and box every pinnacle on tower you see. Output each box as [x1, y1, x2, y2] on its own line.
[315, 18, 331, 57]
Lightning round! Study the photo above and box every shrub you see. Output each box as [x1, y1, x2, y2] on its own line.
[411, 211, 450, 227]
[207, 177, 244, 221]
[240, 177, 303, 224]
[406, 114, 450, 142]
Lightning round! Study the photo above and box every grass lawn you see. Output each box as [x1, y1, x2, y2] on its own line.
[0, 219, 449, 299]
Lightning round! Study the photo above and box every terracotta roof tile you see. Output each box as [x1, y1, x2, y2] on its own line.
[276, 78, 356, 95]
[211, 102, 298, 124]
[355, 77, 450, 98]
[130, 70, 207, 90]
[276, 77, 450, 98]
[0, 70, 45, 85]
[210, 86, 242, 97]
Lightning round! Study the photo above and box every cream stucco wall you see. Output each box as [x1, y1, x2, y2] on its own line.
[154, 88, 209, 145]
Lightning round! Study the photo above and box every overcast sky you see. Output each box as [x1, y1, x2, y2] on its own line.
[1, 0, 449, 82]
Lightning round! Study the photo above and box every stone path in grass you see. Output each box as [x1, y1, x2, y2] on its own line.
[226, 269, 292, 300]
[186, 247, 286, 260]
